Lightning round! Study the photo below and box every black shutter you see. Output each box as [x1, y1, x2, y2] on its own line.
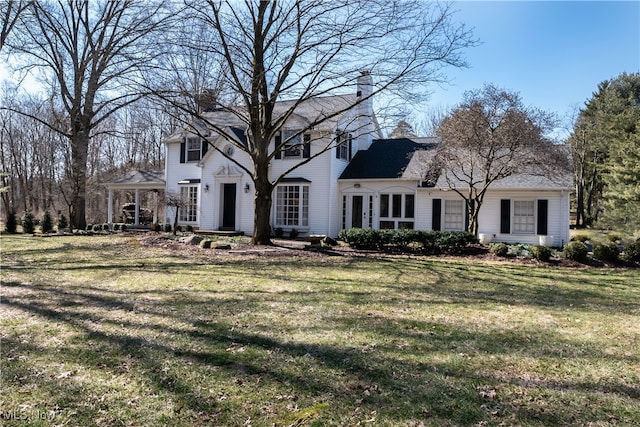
[275, 133, 282, 159]
[537, 199, 548, 235]
[303, 134, 311, 158]
[500, 199, 511, 234]
[348, 136, 353, 161]
[201, 140, 208, 158]
[336, 133, 341, 159]
[179, 138, 186, 163]
[432, 198, 441, 231]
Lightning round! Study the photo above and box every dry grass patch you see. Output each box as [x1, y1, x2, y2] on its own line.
[1, 234, 639, 426]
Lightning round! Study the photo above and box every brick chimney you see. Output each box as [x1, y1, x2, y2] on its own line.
[195, 89, 217, 113]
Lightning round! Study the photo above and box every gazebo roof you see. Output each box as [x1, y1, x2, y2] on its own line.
[104, 170, 165, 190]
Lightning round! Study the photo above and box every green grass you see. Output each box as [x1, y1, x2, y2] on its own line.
[1, 234, 639, 426]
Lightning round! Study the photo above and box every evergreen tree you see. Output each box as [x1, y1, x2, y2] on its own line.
[41, 210, 53, 233]
[57, 213, 68, 230]
[5, 211, 17, 233]
[22, 210, 35, 234]
[568, 72, 640, 231]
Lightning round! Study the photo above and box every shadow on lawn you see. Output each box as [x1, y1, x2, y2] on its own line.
[4, 274, 639, 426]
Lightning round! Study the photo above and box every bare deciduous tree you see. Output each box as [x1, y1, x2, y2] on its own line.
[3, 0, 173, 229]
[436, 83, 570, 236]
[158, 0, 475, 245]
[0, 0, 31, 52]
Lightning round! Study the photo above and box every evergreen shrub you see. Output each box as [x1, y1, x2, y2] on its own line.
[622, 239, 640, 262]
[530, 245, 552, 261]
[490, 242, 509, 257]
[592, 241, 619, 262]
[564, 241, 588, 263]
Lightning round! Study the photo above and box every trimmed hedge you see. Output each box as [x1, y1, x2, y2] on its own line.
[338, 228, 475, 254]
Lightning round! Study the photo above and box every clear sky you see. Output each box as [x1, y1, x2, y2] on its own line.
[427, 0, 640, 138]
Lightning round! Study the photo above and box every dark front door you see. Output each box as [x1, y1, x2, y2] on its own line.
[221, 183, 236, 230]
[351, 195, 363, 228]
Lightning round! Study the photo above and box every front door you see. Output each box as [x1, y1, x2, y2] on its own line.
[221, 183, 236, 230]
[349, 194, 371, 229]
[352, 195, 363, 228]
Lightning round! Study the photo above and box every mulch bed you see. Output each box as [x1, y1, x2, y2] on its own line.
[135, 234, 638, 268]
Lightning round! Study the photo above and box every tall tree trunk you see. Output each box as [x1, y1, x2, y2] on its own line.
[70, 132, 89, 230]
[575, 180, 585, 227]
[252, 159, 273, 245]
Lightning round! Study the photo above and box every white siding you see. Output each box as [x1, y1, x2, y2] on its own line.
[478, 191, 570, 247]
[164, 142, 204, 226]
[269, 132, 336, 236]
[413, 188, 570, 247]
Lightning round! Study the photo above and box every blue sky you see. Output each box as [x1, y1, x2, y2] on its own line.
[426, 0, 640, 137]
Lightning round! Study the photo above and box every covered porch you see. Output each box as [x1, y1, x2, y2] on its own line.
[104, 170, 165, 228]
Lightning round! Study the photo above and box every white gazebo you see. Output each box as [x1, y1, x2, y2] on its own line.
[104, 170, 165, 228]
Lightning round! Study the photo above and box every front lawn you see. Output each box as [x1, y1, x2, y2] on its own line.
[1, 234, 639, 426]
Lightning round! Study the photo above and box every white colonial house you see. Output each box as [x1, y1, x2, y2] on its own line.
[156, 73, 572, 247]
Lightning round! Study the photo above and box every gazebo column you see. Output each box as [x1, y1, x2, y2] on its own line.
[134, 189, 140, 227]
[153, 190, 158, 224]
[107, 189, 113, 227]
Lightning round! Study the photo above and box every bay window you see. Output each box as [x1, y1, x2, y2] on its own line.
[275, 184, 309, 227]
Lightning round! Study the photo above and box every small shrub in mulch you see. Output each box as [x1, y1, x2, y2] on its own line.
[592, 241, 619, 262]
[622, 239, 640, 262]
[530, 245, 552, 261]
[564, 241, 588, 263]
[490, 243, 509, 257]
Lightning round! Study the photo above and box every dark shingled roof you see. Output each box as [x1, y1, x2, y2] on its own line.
[230, 127, 248, 146]
[339, 138, 438, 180]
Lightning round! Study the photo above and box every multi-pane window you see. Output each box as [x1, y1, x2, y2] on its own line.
[179, 186, 198, 222]
[282, 130, 302, 158]
[275, 184, 309, 227]
[186, 137, 202, 162]
[379, 193, 415, 229]
[336, 131, 352, 160]
[444, 199, 464, 231]
[513, 200, 535, 233]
